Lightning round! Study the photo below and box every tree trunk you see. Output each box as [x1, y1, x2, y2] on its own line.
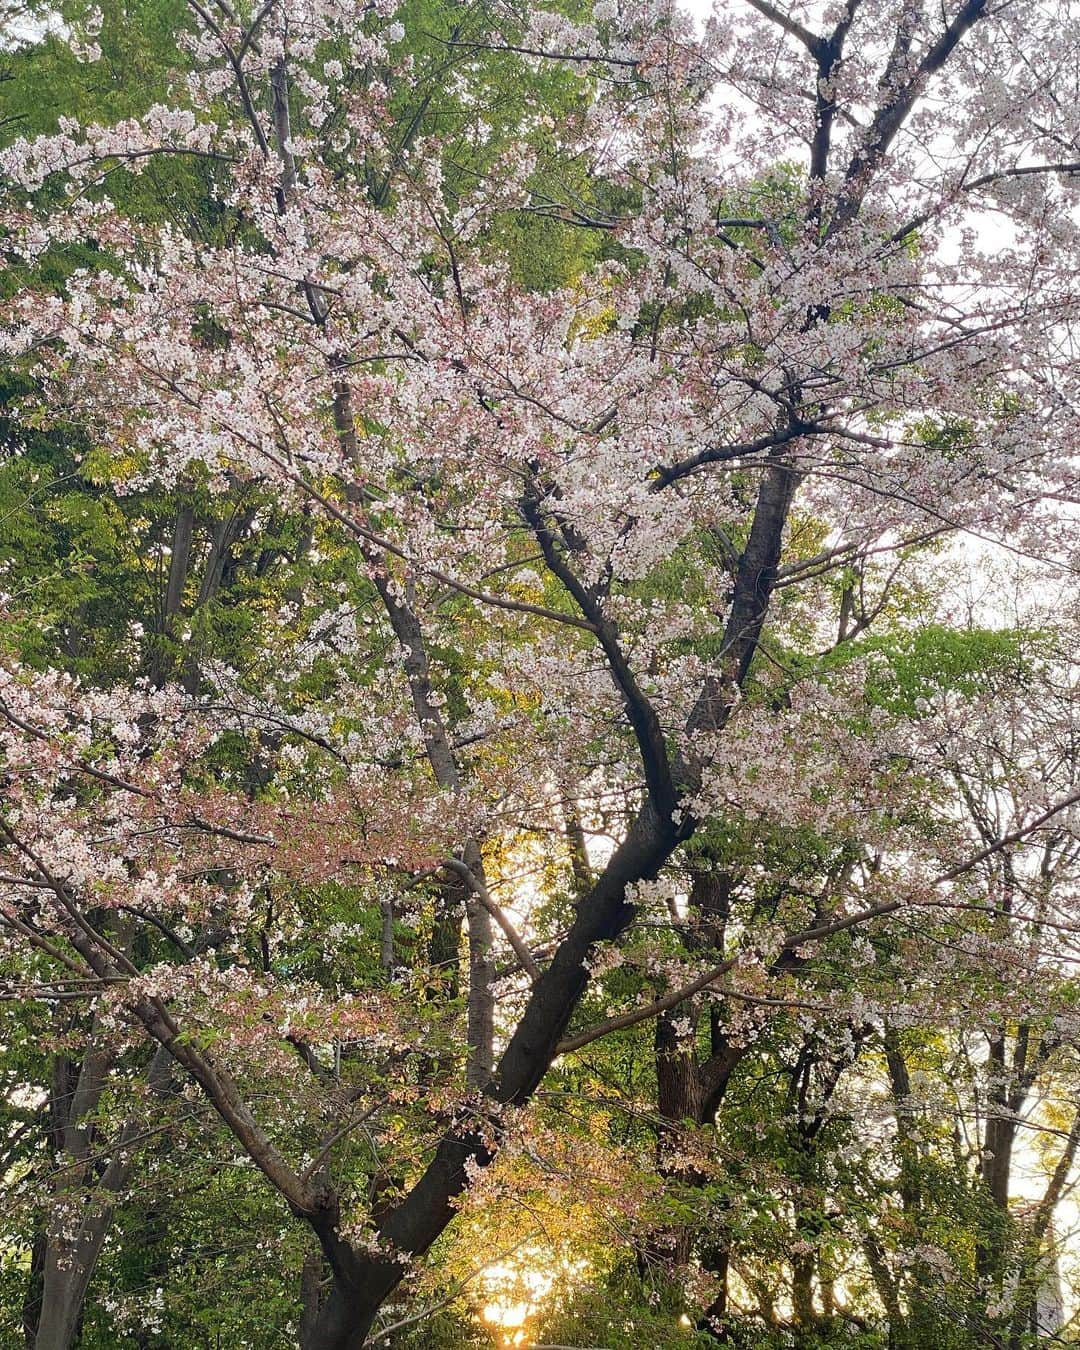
[792, 1247, 816, 1341]
[298, 1250, 325, 1350]
[697, 1245, 733, 1342]
[649, 1006, 706, 1266]
[21, 1227, 46, 1350]
[465, 892, 495, 1088]
[32, 1044, 172, 1350]
[379, 896, 395, 974]
[150, 502, 195, 688]
[1006, 1102, 1080, 1349]
[34, 1218, 111, 1350]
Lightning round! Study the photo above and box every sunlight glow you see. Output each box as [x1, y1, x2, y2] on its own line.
[476, 1246, 590, 1344]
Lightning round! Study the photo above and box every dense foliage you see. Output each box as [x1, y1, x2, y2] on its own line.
[1, 0, 1080, 1346]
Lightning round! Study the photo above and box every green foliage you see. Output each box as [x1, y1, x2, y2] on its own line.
[532, 1261, 717, 1349]
[853, 623, 1038, 714]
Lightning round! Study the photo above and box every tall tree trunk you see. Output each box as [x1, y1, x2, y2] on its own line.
[21, 1227, 46, 1349]
[33, 1045, 172, 1350]
[696, 1245, 733, 1342]
[298, 1250, 325, 1350]
[881, 1027, 923, 1347]
[649, 1005, 706, 1267]
[182, 502, 254, 693]
[649, 868, 743, 1316]
[792, 1246, 817, 1341]
[1006, 1102, 1080, 1349]
[465, 888, 495, 1089]
[150, 502, 195, 688]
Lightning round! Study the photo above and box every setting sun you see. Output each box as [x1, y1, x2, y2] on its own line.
[476, 1247, 589, 1344]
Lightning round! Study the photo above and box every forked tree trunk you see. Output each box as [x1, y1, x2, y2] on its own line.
[304, 801, 683, 1347]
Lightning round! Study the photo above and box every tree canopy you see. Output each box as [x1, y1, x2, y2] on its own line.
[2, 0, 1080, 1347]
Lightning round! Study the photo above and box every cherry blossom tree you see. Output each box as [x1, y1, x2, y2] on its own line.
[3, 0, 1080, 1344]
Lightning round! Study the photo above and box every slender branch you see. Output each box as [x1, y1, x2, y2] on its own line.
[257, 446, 598, 633]
[937, 787, 1080, 882]
[445, 38, 638, 68]
[522, 483, 679, 818]
[300, 1100, 384, 1183]
[743, 0, 825, 58]
[186, 0, 272, 159]
[557, 954, 739, 1054]
[367, 1232, 543, 1343]
[652, 420, 815, 490]
[889, 160, 1080, 247]
[557, 784, 1080, 1054]
[443, 859, 540, 981]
